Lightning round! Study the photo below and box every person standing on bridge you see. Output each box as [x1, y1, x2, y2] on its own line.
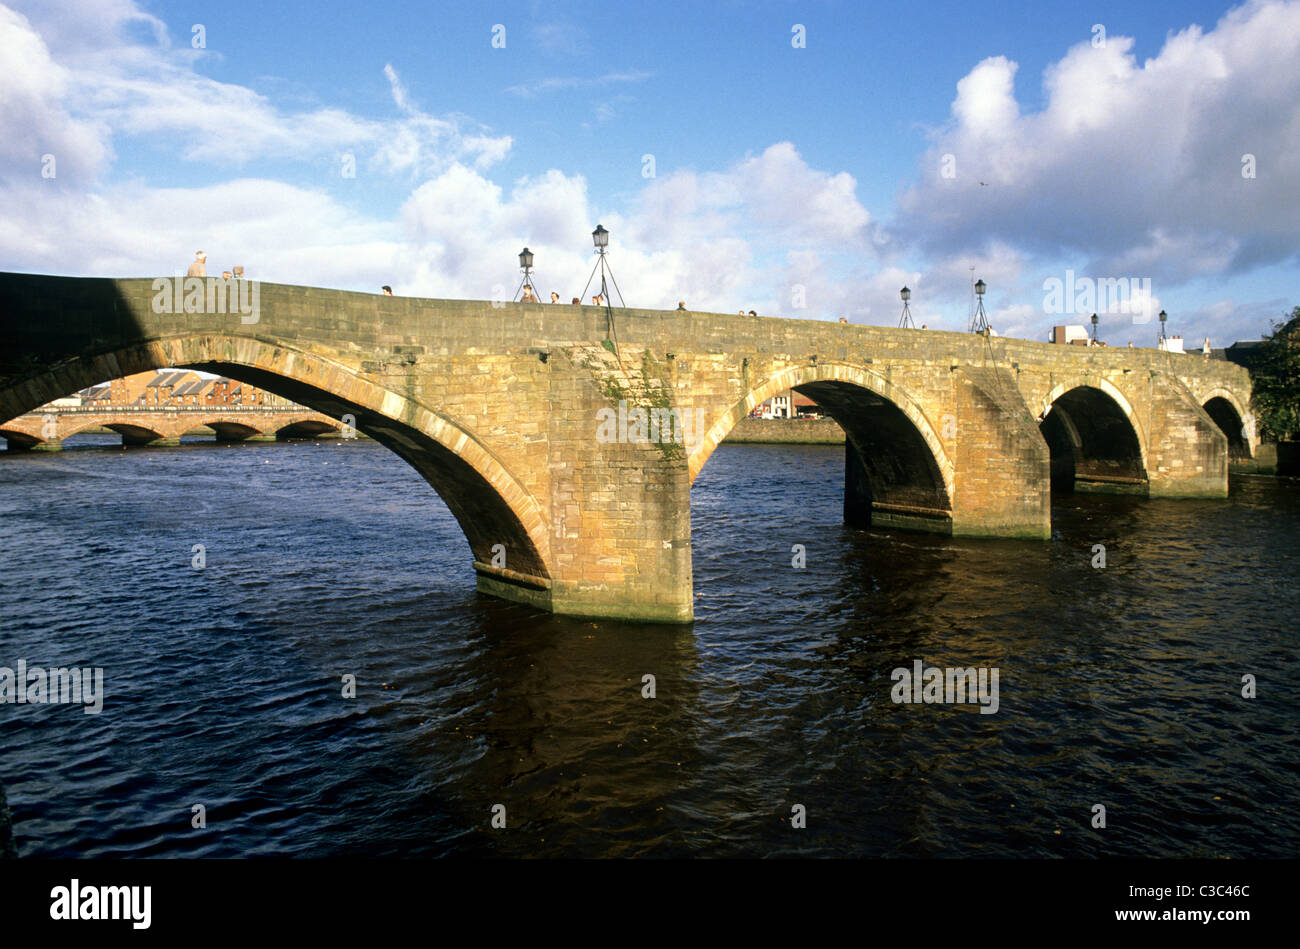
[187, 252, 207, 277]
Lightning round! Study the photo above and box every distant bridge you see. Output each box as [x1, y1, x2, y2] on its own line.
[0, 272, 1256, 623]
[0, 403, 345, 450]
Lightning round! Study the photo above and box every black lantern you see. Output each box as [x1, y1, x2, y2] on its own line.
[1090, 312, 1099, 341]
[579, 223, 625, 321]
[513, 246, 538, 302]
[899, 286, 914, 329]
[971, 279, 990, 334]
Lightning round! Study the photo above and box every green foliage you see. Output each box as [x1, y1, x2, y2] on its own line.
[1251, 306, 1300, 441]
[597, 349, 683, 462]
[638, 350, 682, 461]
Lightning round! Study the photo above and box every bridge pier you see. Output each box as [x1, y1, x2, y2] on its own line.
[530, 347, 695, 623]
[1144, 373, 1229, 498]
[470, 460, 694, 623]
[947, 368, 1052, 540]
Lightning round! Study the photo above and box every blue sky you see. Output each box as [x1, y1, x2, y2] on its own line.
[3, 0, 1298, 346]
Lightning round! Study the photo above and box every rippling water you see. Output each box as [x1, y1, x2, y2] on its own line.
[1, 435, 1297, 857]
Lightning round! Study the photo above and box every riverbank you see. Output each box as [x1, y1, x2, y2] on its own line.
[1231, 442, 1278, 474]
[721, 417, 845, 444]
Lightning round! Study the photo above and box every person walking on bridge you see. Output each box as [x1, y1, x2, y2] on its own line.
[187, 252, 207, 277]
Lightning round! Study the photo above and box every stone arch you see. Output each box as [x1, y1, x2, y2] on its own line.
[199, 418, 267, 441]
[1198, 386, 1248, 421]
[1037, 378, 1148, 462]
[0, 421, 43, 449]
[0, 335, 552, 580]
[1038, 381, 1148, 493]
[101, 422, 170, 445]
[1200, 391, 1251, 459]
[272, 418, 340, 439]
[690, 361, 955, 530]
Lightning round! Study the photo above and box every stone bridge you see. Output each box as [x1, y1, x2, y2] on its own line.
[0, 405, 344, 450]
[0, 272, 1256, 623]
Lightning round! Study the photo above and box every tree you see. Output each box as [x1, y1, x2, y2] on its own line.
[1251, 306, 1300, 442]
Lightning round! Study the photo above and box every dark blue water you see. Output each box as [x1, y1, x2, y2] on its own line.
[1, 435, 1297, 857]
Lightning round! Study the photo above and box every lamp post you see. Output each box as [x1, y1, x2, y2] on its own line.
[512, 246, 536, 302]
[579, 224, 626, 309]
[1090, 312, 1099, 343]
[899, 286, 915, 329]
[970, 278, 990, 334]
[578, 224, 626, 353]
[1158, 309, 1168, 348]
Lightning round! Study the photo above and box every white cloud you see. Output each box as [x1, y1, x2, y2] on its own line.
[0, 5, 111, 184]
[1186, 296, 1292, 346]
[11, 0, 1283, 350]
[0, 176, 395, 284]
[0, 2, 510, 180]
[533, 22, 589, 57]
[505, 70, 652, 98]
[896, 0, 1300, 286]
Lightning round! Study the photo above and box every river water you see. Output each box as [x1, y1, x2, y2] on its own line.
[1, 435, 1296, 857]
